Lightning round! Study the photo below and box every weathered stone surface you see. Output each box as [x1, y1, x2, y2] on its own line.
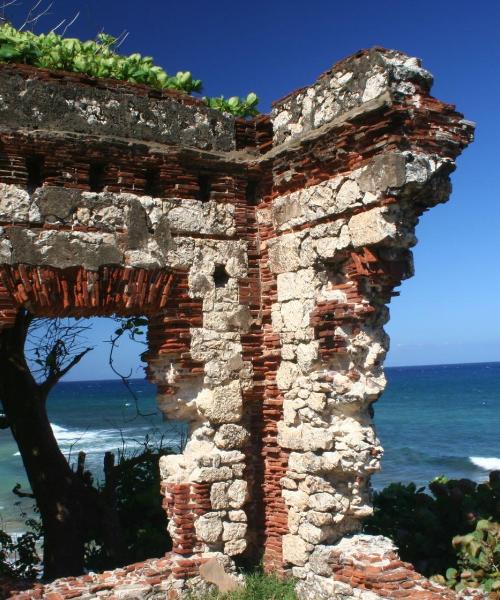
[348, 206, 397, 247]
[357, 153, 407, 193]
[224, 538, 247, 556]
[199, 558, 242, 593]
[197, 382, 243, 424]
[222, 521, 247, 542]
[0, 47, 472, 600]
[267, 234, 302, 273]
[271, 48, 433, 144]
[0, 183, 33, 222]
[308, 492, 338, 512]
[209, 479, 247, 510]
[278, 423, 334, 452]
[228, 510, 247, 522]
[0, 63, 236, 151]
[195, 514, 223, 544]
[214, 424, 249, 449]
[228, 478, 246, 504]
[282, 534, 313, 566]
[191, 466, 233, 483]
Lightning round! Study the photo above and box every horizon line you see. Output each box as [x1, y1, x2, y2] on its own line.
[62, 359, 500, 384]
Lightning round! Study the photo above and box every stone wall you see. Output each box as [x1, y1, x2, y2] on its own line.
[0, 63, 235, 150]
[0, 48, 474, 599]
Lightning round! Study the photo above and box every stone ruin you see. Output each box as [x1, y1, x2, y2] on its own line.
[0, 48, 474, 599]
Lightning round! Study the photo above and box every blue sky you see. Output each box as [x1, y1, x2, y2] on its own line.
[7, 0, 499, 377]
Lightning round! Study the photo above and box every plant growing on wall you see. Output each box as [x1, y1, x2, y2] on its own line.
[205, 93, 259, 117]
[0, 24, 259, 117]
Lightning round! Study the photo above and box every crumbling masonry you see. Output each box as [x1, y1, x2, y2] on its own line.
[0, 48, 473, 599]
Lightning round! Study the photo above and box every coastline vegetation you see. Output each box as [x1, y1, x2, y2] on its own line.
[0, 442, 173, 579]
[0, 24, 259, 117]
[365, 472, 500, 595]
[2, 471, 499, 596]
[190, 572, 297, 600]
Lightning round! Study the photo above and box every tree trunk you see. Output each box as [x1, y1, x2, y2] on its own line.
[0, 313, 97, 579]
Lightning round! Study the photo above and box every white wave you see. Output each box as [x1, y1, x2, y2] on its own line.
[470, 456, 500, 471]
[49, 422, 178, 456]
[11, 423, 179, 462]
[50, 423, 136, 455]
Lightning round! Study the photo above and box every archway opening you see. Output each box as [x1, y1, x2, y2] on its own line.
[0, 313, 187, 575]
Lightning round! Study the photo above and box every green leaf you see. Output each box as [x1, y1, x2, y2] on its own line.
[246, 92, 258, 106]
[0, 24, 262, 116]
[0, 43, 22, 59]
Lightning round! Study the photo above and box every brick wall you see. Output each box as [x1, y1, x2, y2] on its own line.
[0, 47, 474, 600]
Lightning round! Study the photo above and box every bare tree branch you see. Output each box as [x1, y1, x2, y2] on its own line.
[113, 30, 129, 50]
[0, 0, 20, 22]
[48, 16, 65, 33]
[60, 9, 79, 36]
[0, 1, 78, 35]
[19, 0, 53, 31]
[107, 318, 156, 419]
[40, 345, 93, 396]
[0, 0, 20, 9]
[27, 317, 93, 384]
[12, 482, 35, 498]
[57, 346, 92, 379]
[48, 9, 80, 35]
[19, 0, 44, 28]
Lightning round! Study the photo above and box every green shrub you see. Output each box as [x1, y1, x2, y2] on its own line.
[0, 517, 41, 579]
[364, 472, 500, 576]
[0, 25, 201, 92]
[84, 446, 173, 571]
[204, 93, 259, 118]
[192, 571, 297, 600]
[0, 444, 173, 578]
[433, 520, 500, 596]
[0, 24, 259, 117]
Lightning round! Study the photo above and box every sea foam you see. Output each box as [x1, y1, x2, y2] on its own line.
[470, 456, 500, 471]
[49, 423, 147, 455]
[12, 422, 180, 458]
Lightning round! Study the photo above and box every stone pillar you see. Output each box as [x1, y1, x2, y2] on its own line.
[261, 48, 474, 587]
[149, 240, 253, 582]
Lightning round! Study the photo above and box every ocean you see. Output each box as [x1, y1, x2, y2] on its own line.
[0, 362, 499, 533]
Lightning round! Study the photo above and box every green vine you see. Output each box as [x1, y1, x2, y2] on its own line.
[0, 25, 259, 117]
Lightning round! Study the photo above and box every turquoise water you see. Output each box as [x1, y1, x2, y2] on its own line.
[373, 361, 500, 488]
[0, 378, 184, 532]
[1, 362, 499, 532]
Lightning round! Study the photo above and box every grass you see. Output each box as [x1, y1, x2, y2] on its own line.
[191, 571, 297, 600]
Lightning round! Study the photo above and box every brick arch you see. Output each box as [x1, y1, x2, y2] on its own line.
[0, 264, 204, 399]
[0, 264, 176, 320]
